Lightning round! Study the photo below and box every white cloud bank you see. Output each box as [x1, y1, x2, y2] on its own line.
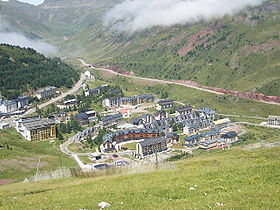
[105, 0, 265, 32]
[0, 18, 58, 56]
[0, 32, 58, 56]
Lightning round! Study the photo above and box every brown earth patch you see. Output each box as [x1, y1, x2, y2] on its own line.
[244, 40, 280, 56]
[0, 156, 48, 172]
[0, 179, 12, 185]
[178, 25, 220, 56]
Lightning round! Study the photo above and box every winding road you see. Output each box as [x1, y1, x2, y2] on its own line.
[24, 73, 86, 116]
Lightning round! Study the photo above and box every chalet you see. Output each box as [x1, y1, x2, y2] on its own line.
[84, 87, 102, 97]
[100, 113, 123, 127]
[221, 131, 238, 141]
[184, 129, 221, 147]
[35, 86, 57, 99]
[157, 99, 174, 110]
[121, 97, 137, 106]
[57, 99, 80, 109]
[198, 107, 215, 121]
[268, 116, 280, 126]
[102, 129, 159, 150]
[135, 137, 168, 158]
[166, 133, 179, 144]
[85, 110, 97, 122]
[74, 113, 89, 125]
[213, 118, 231, 129]
[137, 94, 154, 104]
[110, 88, 122, 96]
[155, 110, 168, 120]
[16, 117, 57, 141]
[118, 108, 132, 118]
[176, 105, 192, 115]
[102, 97, 122, 108]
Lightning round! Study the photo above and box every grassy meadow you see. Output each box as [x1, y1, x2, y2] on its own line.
[0, 129, 76, 184]
[0, 144, 279, 209]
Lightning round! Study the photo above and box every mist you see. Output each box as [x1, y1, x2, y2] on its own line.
[105, 0, 265, 32]
[0, 19, 58, 56]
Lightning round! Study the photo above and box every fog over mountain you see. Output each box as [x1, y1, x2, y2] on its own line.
[105, 0, 265, 32]
[0, 18, 58, 56]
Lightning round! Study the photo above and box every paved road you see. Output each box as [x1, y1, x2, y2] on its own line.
[236, 122, 280, 129]
[24, 73, 86, 116]
[78, 59, 223, 95]
[78, 59, 280, 106]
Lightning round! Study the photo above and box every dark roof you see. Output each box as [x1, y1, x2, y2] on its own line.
[221, 131, 237, 139]
[176, 105, 192, 112]
[139, 137, 167, 147]
[157, 99, 174, 105]
[198, 107, 215, 115]
[74, 113, 88, 120]
[137, 94, 154, 99]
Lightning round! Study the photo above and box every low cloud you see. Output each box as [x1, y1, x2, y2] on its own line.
[0, 18, 58, 56]
[0, 32, 58, 56]
[105, 0, 265, 32]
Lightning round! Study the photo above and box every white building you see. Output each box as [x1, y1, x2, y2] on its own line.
[0, 96, 28, 114]
[85, 70, 95, 79]
[0, 122, 9, 130]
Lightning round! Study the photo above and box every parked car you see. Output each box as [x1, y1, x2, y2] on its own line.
[112, 154, 119, 158]
[114, 160, 129, 166]
[94, 164, 108, 170]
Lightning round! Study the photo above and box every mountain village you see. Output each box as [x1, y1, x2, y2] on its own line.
[1, 69, 279, 172]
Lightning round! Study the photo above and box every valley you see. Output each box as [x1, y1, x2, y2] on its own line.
[0, 0, 280, 209]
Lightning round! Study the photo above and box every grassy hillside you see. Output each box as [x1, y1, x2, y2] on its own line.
[62, 0, 280, 97]
[0, 129, 76, 184]
[2, 1, 280, 97]
[84, 67, 280, 117]
[0, 44, 79, 99]
[0, 140, 279, 209]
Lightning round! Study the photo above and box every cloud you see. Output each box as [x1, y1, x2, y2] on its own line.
[0, 32, 58, 56]
[0, 18, 58, 56]
[105, 0, 265, 32]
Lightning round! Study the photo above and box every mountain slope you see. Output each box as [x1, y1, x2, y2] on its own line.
[0, 44, 79, 99]
[2, 0, 280, 97]
[64, 0, 280, 97]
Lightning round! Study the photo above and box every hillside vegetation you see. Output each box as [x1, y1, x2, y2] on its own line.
[0, 144, 279, 209]
[0, 129, 76, 184]
[0, 44, 79, 99]
[2, 0, 280, 97]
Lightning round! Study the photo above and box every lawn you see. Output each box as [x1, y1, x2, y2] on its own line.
[0, 129, 76, 184]
[0, 144, 279, 209]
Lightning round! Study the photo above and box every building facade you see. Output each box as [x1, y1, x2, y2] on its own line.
[268, 116, 280, 126]
[157, 99, 174, 110]
[135, 137, 168, 158]
[16, 117, 57, 141]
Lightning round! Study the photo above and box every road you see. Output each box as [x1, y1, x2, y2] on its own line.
[24, 73, 86, 116]
[78, 59, 223, 95]
[78, 59, 280, 106]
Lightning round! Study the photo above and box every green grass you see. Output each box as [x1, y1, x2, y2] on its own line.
[0, 144, 279, 209]
[90, 69, 280, 118]
[0, 129, 76, 183]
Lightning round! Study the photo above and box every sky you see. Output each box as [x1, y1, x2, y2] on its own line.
[18, 0, 44, 5]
